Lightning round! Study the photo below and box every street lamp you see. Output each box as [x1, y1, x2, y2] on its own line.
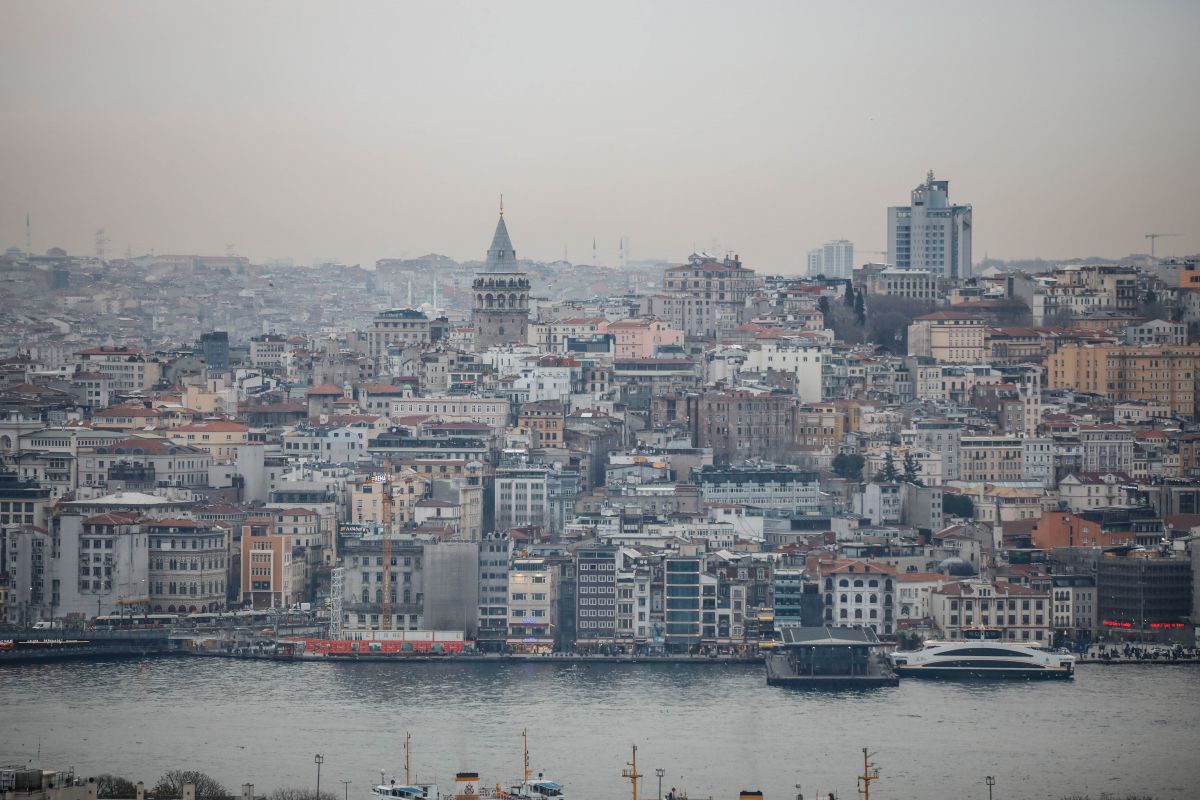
[985, 775, 995, 800]
[339, 781, 350, 800]
[655, 768, 665, 800]
[314, 754, 324, 800]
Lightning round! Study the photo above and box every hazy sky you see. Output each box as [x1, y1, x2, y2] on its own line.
[1, 1, 1197, 272]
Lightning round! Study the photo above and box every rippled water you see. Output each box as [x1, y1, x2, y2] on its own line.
[2, 659, 1196, 800]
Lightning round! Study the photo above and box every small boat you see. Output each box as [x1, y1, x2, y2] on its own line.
[890, 627, 1075, 679]
[504, 730, 565, 799]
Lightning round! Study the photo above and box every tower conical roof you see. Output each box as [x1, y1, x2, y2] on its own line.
[485, 214, 518, 272]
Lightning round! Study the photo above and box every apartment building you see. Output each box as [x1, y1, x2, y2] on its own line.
[1048, 344, 1200, 419]
[959, 435, 1025, 483]
[507, 557, 557, 653]
[907, 311, 987, 362]
[931, 579, 1051, 643]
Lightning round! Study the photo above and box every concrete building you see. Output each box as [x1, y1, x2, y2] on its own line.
[819, 560, 896, 636]
[688, 389, 796, 464]
[494, 466, 551, 532]
[858, 266, 938, 301]
[696, 465, 820, 514]
[1096, 550, 1193, 643]
[507, 556, 557, 652]
[663, 555, 703, 649]
[1048, 344, 1200, 420]
[888, 171, 973, 280]
[742, 341, 828, 403]
[147, 519, 227, 614]
[821, 240, 854, 280]
[477, 534, 512, 650]
[931, 579, 1050, 643]
[367, 309, 437, 367]
[421, 541, 480, 636]
[1052, 574, 1097, 645]
[658, 253, 760, 338]
[907, 311, 987, 362]
[959, 435, 1025, 483]
[239, 516, 299, 609]
[576, 545, 620, 649]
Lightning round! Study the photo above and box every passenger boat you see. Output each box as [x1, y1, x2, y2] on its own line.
[502, 730, 565, 800]
[890, 627, 1075, 679]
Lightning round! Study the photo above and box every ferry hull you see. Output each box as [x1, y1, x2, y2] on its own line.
[895, 665, 1073, 680]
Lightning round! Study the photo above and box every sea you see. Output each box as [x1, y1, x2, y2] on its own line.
[1, 659, 1196, 800]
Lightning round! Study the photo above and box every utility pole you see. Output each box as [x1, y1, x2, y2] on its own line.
[655, 768, 665, 800]
[985, 775, 995, 800]
[340, 781, 350, 800]
[314, 754, 324, 800]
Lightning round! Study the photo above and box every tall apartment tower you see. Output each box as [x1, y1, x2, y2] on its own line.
[472, 204, 530, 349]
[888, 171, 973, 280]
[822, 240, 854, 279]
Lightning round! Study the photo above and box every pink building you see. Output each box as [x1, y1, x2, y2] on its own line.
[600, 319, 685, 359]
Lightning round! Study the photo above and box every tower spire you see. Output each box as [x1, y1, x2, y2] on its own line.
[500, 193, 504, 217]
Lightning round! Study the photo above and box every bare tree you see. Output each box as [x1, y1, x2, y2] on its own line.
[152, 772, 231, 800]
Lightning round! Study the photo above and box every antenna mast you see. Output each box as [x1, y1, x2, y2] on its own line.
[621, 745, 642, 800]
[405, 732, 411, 784]
[523, 728, 530, 782]
[857, 748, 880, 800]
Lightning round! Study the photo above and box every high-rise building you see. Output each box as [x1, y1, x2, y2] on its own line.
[806, 248, 823, 276]
[888, 171, 973, 280]
[198, 331, 230, 370]
[822, 240, 854, 279]
[472, 205, 530, 349]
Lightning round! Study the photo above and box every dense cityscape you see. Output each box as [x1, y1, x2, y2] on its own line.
[3, 3, 1198, 800]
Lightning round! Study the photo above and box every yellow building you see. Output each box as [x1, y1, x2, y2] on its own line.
[350, 469, 430, 529]
[907, 311, 987, 363]
[1047, 344, 1200, 419]
[170, 420, 250, 460]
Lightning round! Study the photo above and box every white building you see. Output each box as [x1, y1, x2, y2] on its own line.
[821, 240, 855, 280]
[888, 171, 973, 280]
[494, 467, 551, 531]
[742, 341, 827, 403]
[819, 560, 896, 636]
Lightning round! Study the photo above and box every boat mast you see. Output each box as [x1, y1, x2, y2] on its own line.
[857, 748, 879, 800]
[523, 728, 531, 782]
[405, 731, 412, 785]
[622, 745, 642, 800]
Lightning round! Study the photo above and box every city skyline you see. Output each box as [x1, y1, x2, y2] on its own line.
[1, 1, 1198, 270]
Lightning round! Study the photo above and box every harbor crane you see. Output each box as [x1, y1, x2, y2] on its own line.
[1145, 233, 1181, 259]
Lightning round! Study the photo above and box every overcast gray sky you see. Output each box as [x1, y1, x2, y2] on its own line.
[1, 1, 1197, 271]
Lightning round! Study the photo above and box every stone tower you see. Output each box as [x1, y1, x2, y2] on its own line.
[473, 202, 530, 349]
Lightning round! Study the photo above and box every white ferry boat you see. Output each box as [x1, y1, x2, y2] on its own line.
[890, 628, 1075, 679]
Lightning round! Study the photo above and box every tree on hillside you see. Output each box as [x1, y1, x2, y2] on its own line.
[902, 452, 923, 485]
[96, 776, 140, 799]
[832, 453, 865, 482]
[943, 493, 975, 519]
[853, 289, 866, 325]
[152, 772, 230, 800]
[875, 451, 900, 482]
[818, 295, 831, 317]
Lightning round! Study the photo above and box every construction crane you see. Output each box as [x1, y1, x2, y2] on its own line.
[1145, 233, 1181, 259]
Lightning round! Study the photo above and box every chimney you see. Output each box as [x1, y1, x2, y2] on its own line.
[184, 784, 196, 800]
[137, 782, 146, 800]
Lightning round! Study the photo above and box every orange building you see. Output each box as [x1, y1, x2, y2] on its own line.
[1047, 344, 1200, 419]
[239, 516, 299, 608]
[1028, 512, 1135, 550]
